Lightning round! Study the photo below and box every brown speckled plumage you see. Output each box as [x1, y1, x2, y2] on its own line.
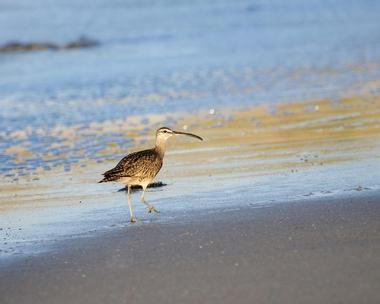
[99, 127, 203, 223]
[99, 148, 163, 183]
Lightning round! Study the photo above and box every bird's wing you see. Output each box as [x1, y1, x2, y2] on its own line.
[100, 149, 162, 182]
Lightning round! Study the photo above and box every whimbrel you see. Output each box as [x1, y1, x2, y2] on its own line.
[99, 127, 203, 222]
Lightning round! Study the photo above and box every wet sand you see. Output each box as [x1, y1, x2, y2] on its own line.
[1, 93, 380, 303]
[1, 191, 380, 304]
[1, 93, 380, 255]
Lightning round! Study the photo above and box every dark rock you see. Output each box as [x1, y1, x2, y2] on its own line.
[0, 36, 99, 53]
[64, 36, 99, 49]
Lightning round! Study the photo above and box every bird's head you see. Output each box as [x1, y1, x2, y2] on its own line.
[156, 127, 203, 142]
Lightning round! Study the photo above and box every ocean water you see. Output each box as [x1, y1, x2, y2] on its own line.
[1, 0, 380, 177]
[1, 0, 380, 131]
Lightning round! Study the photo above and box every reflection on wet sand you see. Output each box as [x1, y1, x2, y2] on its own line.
[1, 93, 380, 260]
[163, 94, 380, 178]
[1, 93, 379, 209]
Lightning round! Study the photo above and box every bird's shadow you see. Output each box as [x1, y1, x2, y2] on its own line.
[117, 181, 167, 193]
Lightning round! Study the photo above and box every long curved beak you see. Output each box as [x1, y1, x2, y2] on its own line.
[173, 130, 203, 141]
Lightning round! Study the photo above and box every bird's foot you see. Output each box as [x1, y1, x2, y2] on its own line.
[130, 216, 137, 223]
[148, 205, 159, 213]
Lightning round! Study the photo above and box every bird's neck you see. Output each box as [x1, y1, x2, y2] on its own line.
[154, 137, 167, 157]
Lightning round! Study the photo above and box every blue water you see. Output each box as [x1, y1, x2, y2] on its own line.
[1, 0, 380, 130]
[1, 0, 380, 176]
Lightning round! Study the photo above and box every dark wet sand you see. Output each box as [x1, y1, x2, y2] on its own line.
[1, 192, 380, 304]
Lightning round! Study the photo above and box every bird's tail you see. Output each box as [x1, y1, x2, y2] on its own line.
[98, 175, 116, 183]
[98, 177, 108, 183]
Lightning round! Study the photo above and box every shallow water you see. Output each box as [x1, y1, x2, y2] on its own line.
[1, 95, 380, 259]
[1, 0, 380, 171]
[1, 0, 380, 260]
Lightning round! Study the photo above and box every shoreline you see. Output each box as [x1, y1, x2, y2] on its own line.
[1, 190, 380, 303]
[1, 92, 379, 303]
[2, 92, 380, 183]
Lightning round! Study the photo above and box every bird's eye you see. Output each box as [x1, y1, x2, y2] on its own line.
[163, 130, 167, 133]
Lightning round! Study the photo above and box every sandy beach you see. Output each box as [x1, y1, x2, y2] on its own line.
[1, 191, 380, 304]
[1, 92, 380, 304]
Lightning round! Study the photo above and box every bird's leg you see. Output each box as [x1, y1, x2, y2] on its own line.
[127, 185, 137, 223]
[140, 187, 159, 213]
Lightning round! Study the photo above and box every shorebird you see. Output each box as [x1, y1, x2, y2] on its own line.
[99, 127, 203, 222]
